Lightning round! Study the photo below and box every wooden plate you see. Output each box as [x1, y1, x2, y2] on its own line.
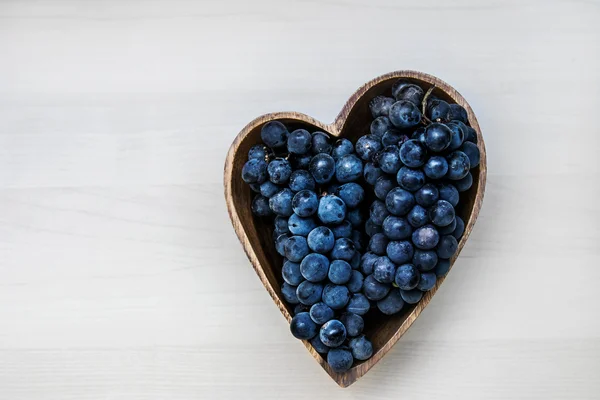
[224, 70, 487, 387]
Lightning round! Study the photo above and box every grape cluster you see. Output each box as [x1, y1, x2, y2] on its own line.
[239, 78, 480, 374]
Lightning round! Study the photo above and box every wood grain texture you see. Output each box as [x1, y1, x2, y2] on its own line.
[1, 0, 600, 398]
[224, 70, 487, 386]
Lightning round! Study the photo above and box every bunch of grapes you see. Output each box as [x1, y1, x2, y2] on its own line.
[239, 78, 480, 373]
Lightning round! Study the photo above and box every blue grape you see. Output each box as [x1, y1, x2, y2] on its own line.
[328, 260, 352, 284]
[347, 293, 370, 315]
[284, 235, 309, 262]
[282, 259, 304, 286]
[373, 256, 396, 283]
[448, 103, 468, 123]
[400, 289, 423, 304]
[386, 187, 415, 216]
[330, 220, 352, 239]
[275, 234, 289, 256]
[360, 252, 379, 275]
[322, 284, 351, 310]
[317, 194, 346, 225]
[248, 144, 269, 160]
[331, 238, 356, 261]
[369, 95, 395, 118]
[391, 79, 412, 98]
[382, 215, 412, 240]
[377, 289, 405, 315]
[407, 205, 429, 228]
[347, 270, 364, 293]
[292, 153, 312, 170]
[415, 183, 439, 208]
[446, 151, 470, 180]
[261, 121, 288, 148]
[311, 131, 332, 155]
[363, 274, 391, 300]
[288, 214, 317, 236]
[336, 154, 363, 183]
[251, 195, 272, 217]
[437, 183, 459, 207]
[355, 135, 383, 161]
[374, 176, 396, 200]
[340, 313, 364, 337]
[382, 130, 406, 147]
[446, 122, 465, 151]
[370, 116, 393, 137]
[310, 302, 334, 324]
[399, 139, 427, 168]
[335, 183, 364, 208]
[331, 138, 354, 159]
[453, 216, 465, 239]
[327, 348, 353, 372]
[394, 83, 424, 105]
[289, 170, 316, 192]
[282, 282, 299, 304]
[434, 259, 451, 277]
[460, 141, 480, 168]
[300, 253, 330, 282]
[365, 218, 383, 237]
[412, 250, 438, 272]
[307, 226, 335, 253]
[438, 217, 457, 235]
[395, 264, 420, 290]
[290, 312, 317, 340]
[370, 200, 390, 225]
[386, 240, 414, 264]
[259, 181, 280, 198]
[242, 159, 268, 184]
[455, 172, 473, 192]
[363, 162, 384, 185]
[464, 125, 477, 143]
[310, 335, 330, 354]
[349, 335, 373, 361]
[425, 123, 452, 152]
[397, 166, 425, 192]
[269, 188, 294, 216]
[437, 235, 458, 259]
[389, 100, 422, 129]
[426, 99, 450, 121]
[368, 233, 388, 256]
[412, 225, 440, 250]
[292, 190, 318, 217]
[287, 129, 312, 154]
[377, 145, 402, 174]
[424, 156, 449, 180]
[417, 272, 437, 291]
[309, 153, 336, 184]
[429, 200, 455, 227]
[296, 281, 324, 305]
[274, 216, 289, 234]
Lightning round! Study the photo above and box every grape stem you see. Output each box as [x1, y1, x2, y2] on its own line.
[420, 85, 436, 126]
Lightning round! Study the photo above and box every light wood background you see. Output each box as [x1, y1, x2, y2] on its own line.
[0, 0, 599, 399]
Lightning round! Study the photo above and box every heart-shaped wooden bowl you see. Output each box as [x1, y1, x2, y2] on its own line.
[224, 71, 486, 387]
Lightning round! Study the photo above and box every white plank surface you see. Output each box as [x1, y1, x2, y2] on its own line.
[1, 0, 599, 398]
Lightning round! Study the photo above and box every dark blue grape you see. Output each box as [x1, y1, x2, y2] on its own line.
[424, 156, 449, 180]
[446, 151, 470, 180]
[309, 153, 336, 184]
[284, 235, 309, 262]
[400, 289, 423, 304]
[269, 188, 294, 216]
[261, 121, 288, 148]
[413, 249, 438, 272]
[399, 140, 427, 167]
[331, 138, 354, 159]
[310, 335, 330, 354]
[371, 116, 394, 137]
[386, 187, 415, 216]
[327, 348, 353, 372]
[437, 235, 458, 259]
[355, 135, 383, 161]
[311, 131, 332, 155]
[287, 129, 312, 154]
[381, 130, 405, 147]
[349, 336, 373, 361]
[318, 194, 346, 225]
[282, 282, 299, 304]
[376, 145, 402, 174]
[290, 312, 317, 340]
[251, 195, 272, 217]
[274, 216, 289, 234]
[289, 170, 315, 192]
[292, 190, 318, 217]
[331, 220, 352, 239]
[296, 281, 324, 305]
[370, 199, 390, 225]
[363, 274, 391, 300]
[300, 253, 329, 282]
[331, 238, 356, 261]
[453, 216, 465, 239]
[242, 159, 268, 184]
[377, 289, 405, 315]
[292, 153, 312, 170]
[373, 256, 396, 283]
[389, 100, 422, 129]
[328, 260, 352, 284]
[434, 259, 451, 277]
[407, 204, 429, 228]
[322, 284, 351, 310]
[394, 84, 424, 105]
[397, 167, 425, 192]
[429, 200, 455, 227]
[448, 104, 468, 123]
[464, 125, 477, 143]
[415, 183, 440, 208]
[347, 293, 370, 315]
[365, 218, 383, 237]
[346, 209, 363, 228]
[425, 123, 452, 152]
[307, 226, 335, 253]
[368, 233, 388, 256]
[347, 270, 364, 293]
[455, 172, 473, 192]
[426, 99, 450, 121]
[417, 272, 437, 291]
[275, 234, 289, 256]
[369, 96, 395, 118]
[340, 313, 364, 337]
[395, 264, 420, 290]
[335, 183, 364, 208]
[382, 215, 412, 240]
[392, 79, 412, 98]
[288, 214, 317, 236]
[446, 122, 465, 151]
[437, 183, 459, 207]
[282, 259, 304, 286]
[259, 181, 280, 198]
[412, 225, 440, 250]
[386, 240, 414, 265]
[363, 162, 384, 185]
[248, 144, 269, 160]
[460, 141, 480, 168]
[360, 252, 378, 275]
[438, 217, 457, 235]
[374, 176, 395, 200]
[310, 302, 334, 324]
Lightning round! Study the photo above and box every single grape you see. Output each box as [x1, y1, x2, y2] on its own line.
[437, 235, 458, 259]
[349, 335, 373, 361]
[391, 78, 413, 98]
[369, 95, 395, 118]
[417, 272, 437, 291]
[346, 293, 370, 315]
[284, 235, 310, 262]
[376, 145, 402, 174]
[424, 156, 449, 180]
[426, 99, 450, 121]
[386, 240, 414, 265]
[274, 216, 289, 234]
[464, 125, 477, 143]
[310, 302, 334, 325]
[429, 200, 455, 227]
[389, 100, 422, 129]
[394, 84, 424, 105]
[425, 123, 452, 152]
[335, 183, 365, 208]
[412, 249, 438, 272]
[448, 103, 468, 123]
[288, 214, 317, 236]
[340, 313, 364, 337]
[287, 129, 312, 155]
[317, 195, 346, 225]
[261, 121, 288, 148]
[328, 260, 352, 284]
[269, 188, 294, 216]
[370, 199, 390, 225]
[300, 253, 330, 282]
[453, 216, 465, 239]
[446, 122, 465, 151]
[365, 218, 383, 237]
[434, 259, 451, 277]
[288, 170, 316, 192]
[282, 282, 299, 304]
[382, 215, 412, 240]
[437, 183, 460, 207]
[251, 195, 272, 217]
[370, 116, 394, 137]
[309, 153, 336, 184]
[259, 181, 280, 198]
[438, 217, 457, 235]
[460, 141, 480, 168]
[396, 166, 425, 192]
[331, 238, 356, 261]
[412, 225, 440, 250]
[360, 252, 379, 275]
[446, 151, 471, 181]
[407, 204, 429, 228]
[399, 139, 427, 168]
[400, 289, 423, 304]
[310, 335, 330, 354]
[377, 289, 405, 315]
[327, 348, 353, 372]
[331, 138, 354, 159]
[330, 220, 352, 239]
[248, 144, 269, 160]
[292, 190, 318, 217]
[395, 264, 420, 290]
[311, 131, 332, 155]
[363, 162, 384, 185]
[322, 284, 351, 310]
[346, 270, 364, 293]
[381, 129, 405, 147]
[374, 176, 396, 200]
[242, 158, 268, 184]
[355, 135, 383, 161]
[307, 226, 335, 253]
[368, 233, 389, 256]
[415, 183, 439, 208]
[282, 259, 304, 286]
[455, 172, 473, 192]
[386, 187, 416, 216]
[275, 234, 289, 256]
[363, 274, 391, 301]
[296, 281, 324, 305]
[290, 312, 317, 340]
[373, 256, 396, 284]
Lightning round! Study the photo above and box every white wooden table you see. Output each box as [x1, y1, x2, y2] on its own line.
[1, 1, 599, 399]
